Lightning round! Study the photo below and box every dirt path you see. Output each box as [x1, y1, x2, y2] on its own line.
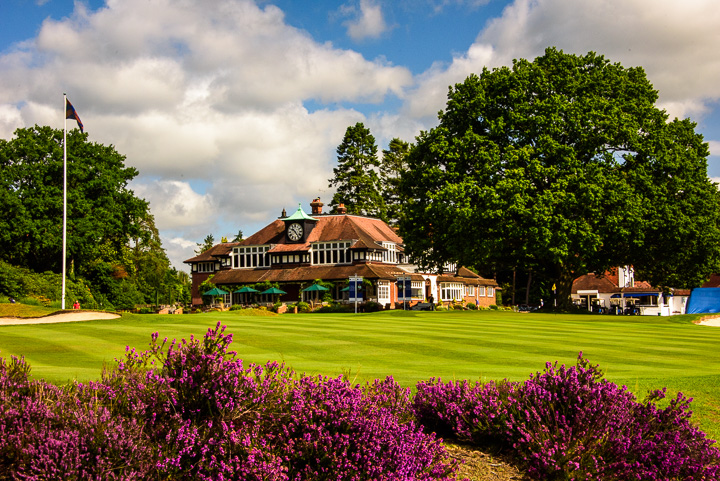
[0, 311, 120, 326]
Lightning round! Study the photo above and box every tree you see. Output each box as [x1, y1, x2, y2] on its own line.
[232, 229, 244, 242]
[195, 234, 215, 254]
[0, 125, 149, 276]
[328, 122, 386, 219]
[380, 138, 411, 225]
[398, 48, 720, 308]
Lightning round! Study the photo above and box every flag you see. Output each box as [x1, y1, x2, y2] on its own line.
[65, 99, 84, 133]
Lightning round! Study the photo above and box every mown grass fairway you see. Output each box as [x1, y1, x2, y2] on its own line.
[1, 309, 719, 438]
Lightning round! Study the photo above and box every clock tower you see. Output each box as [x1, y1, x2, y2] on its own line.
[282, 203, 318, 243]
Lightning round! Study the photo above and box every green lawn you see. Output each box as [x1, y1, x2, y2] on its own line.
[1, 309, 719, 438]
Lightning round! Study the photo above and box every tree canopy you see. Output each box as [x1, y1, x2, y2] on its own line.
[0, 125, 188, 309]
[328, 122, 386, 219]
[398, 48, 720, 306]
[0, 126, 148, 273]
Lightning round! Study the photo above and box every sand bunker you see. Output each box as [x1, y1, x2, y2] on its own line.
[0, 311, 120, 326]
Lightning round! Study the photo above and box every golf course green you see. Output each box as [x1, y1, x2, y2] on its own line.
[1, 309, 719, 438]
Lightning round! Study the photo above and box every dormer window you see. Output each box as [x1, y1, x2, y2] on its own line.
[194, 262, 216, 273]
[234, 245, 270, 268]
[381, 242, 398, 264]
[312, 241, 352, 265]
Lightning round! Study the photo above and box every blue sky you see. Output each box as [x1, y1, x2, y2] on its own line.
[1, 0, 719, 271]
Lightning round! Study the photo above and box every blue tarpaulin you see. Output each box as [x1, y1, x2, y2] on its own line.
[686, 288, 720, 314]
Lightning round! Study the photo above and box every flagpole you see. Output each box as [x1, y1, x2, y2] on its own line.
[62, 93, 68, 310]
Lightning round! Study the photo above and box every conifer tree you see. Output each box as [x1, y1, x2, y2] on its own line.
[328, 122, 386, 219]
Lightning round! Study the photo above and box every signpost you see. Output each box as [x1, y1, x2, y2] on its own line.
[396, 276, 412, 310]
[349, 275, 363, 314]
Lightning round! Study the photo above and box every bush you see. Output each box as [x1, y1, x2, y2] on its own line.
[316, 302, 351, 313]
[295, 301, 311, 313]
[0, 325, 460, 480]
[413, 353, 720, 480]
[467, 302, 478, 310]
[364, 301, 383, 312]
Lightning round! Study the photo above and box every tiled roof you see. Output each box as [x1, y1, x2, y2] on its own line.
[268, 243, 310, 253]
[240, 220, 286, 246]
[702, 274, 720, 288]
[572, 272, 661, 294]
[184, 242, 239, 263]
[237, 214, 402, 249]
[437, 267, 498, 286]
[572, 273, 619, 293]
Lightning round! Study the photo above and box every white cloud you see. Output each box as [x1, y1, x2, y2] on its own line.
[131, 180, 217, 231]
[163, 236, 200, 272]
[342, 0, 390, 41]
[405, 0, 720, 125]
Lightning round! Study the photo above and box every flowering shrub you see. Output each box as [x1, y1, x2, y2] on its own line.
[413, 353, 720, 480]
[0, 324, 457, 480]
[2, 329, 719, 480]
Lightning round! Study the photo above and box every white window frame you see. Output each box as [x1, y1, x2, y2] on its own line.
[195, 262, 216, 273]
[381, 242, 399, 264]
[377, 281, 390, 304]
[234, 245, 271, 268]
[440, 282, 464, 301]
[311, 241, 352, 265]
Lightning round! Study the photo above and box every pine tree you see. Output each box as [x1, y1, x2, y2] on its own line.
[328, 122, 386, 219]
[380, 138, 411, 225]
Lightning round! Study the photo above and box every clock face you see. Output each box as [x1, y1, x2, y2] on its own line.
[287, 222, 304, 241]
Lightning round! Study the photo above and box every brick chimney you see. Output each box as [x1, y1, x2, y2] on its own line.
[337, 203, 347, 214]
[310, 197, 323, 215]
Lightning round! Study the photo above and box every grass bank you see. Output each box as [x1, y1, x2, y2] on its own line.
[0, 307, 718, 438]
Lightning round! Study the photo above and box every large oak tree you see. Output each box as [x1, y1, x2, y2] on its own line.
[0, 126, 155, 303]
[398, 48, 720, 307]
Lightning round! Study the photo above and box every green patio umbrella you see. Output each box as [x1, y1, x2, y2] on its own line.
[234, 286, 259, 304]
[203, 287, 229, 307]
[303, 283, 330, 303]
[203, 287, 229, 296]
[302, 284, 329, 292]
[260, 286, 287, 304]
[234, 286, 259, 293]
[261, 287, 287, 295]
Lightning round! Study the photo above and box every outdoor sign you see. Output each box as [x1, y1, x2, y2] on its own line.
[396, 276, 412, 301]
[349, 275, 363, 314]
[349, 276, 363, 302]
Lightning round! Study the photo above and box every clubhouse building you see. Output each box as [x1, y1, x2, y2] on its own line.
[184, 198, 499, 309]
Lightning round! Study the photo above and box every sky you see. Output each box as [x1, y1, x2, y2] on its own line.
[2, 0, 720, 272]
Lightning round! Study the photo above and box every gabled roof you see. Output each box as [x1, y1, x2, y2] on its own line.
[184, 242, 238, 263]
[572, 273, 619, 294]
[437, 267, 498, 286]
[237, 214, 403, 249]
[572, 272, 660, 294]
